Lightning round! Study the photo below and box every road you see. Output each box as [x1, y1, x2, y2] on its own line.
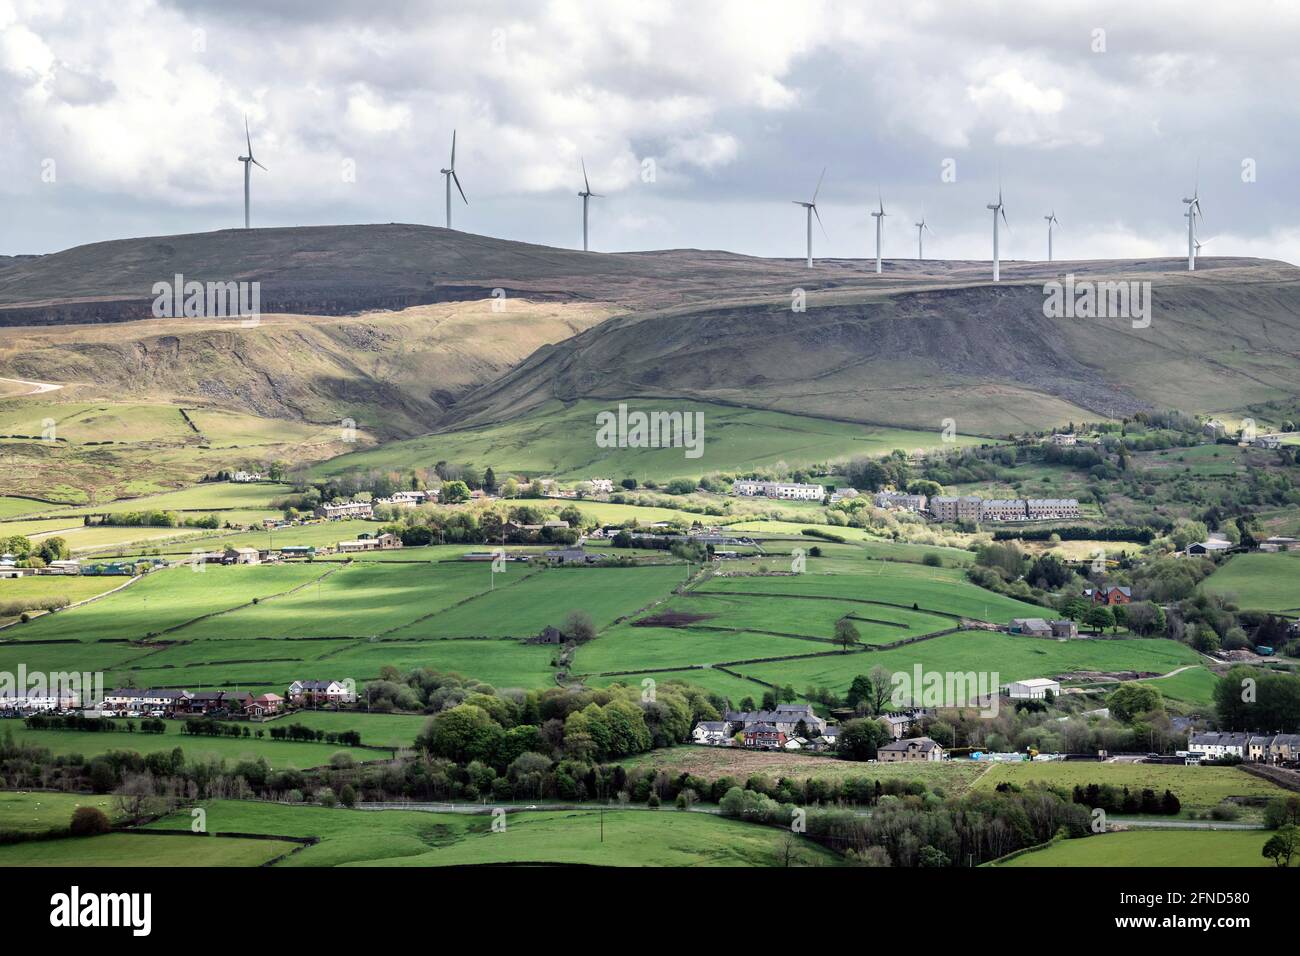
[0, 376, 63, 396]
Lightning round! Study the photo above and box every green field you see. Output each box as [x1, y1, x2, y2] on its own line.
[619, 746, 987, 790]
[0, 790, 119, 831]
[694, 563, 1048, 622]
[143, 800, 842, 867]
[1135, 665, 1221, 711]
[6, 725, 386, 769]
[974, 761, 1285, 810]
[6, 563, 329, 642]
[316, 398, 994, 483]
[1200, 551, 1300, 613]
[0, 832, 298, 866]
[995, 829, 1275, 867]
[736, 631, 1200, 695]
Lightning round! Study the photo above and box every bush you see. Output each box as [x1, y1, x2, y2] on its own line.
[69, 806, 111, 836]
[922, 554, 943, 567]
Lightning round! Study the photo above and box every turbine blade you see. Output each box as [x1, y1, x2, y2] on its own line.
[582, 157, 591, 195]
[451, 129, 457, 168]
[252, 158, 267, 171]
[812, 166, 826, 203]
[453, 170, 468, 204]
[245, 114, 252, 155]
[813, 204, 828, 241]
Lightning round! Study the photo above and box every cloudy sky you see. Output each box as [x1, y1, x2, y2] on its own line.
[2, 0, 1298, 264]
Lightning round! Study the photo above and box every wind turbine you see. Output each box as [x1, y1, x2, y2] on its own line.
[1044, 211, 1060, 262]
[237, 115, 267, 230]
[579, 158, 603, 251]
[871, 192, 887, 274]
[914, 215, 932, 261]
[440, 130, 467, 229]
[987, 186, 1008, 281]
[792, 168, 826, 267]
[1182, 182, 1203, 272]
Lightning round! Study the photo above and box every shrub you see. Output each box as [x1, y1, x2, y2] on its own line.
[69, 806, 111, 836]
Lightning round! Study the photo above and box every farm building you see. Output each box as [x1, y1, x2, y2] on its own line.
[1084, 585, 1132, 605]
[877, 736, 945, 762]
[1003, 678, 1061, 700]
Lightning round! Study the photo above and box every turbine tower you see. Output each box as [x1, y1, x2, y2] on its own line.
[237, 115, 266, 230]
[914, 216, 932, 260]
[1182, 185, 1203, 272]
[440, 130, 467, 229]
[871, 193, 887, 274]
[579, 158, 603, 251]
[1044, 211, 1059, 262]
[987, 187, 1008, 282]
[792, 168, 826, 267]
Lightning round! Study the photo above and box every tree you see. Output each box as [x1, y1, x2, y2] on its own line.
[846, 675, 875, 712]
[1082, 606, 1114, 635]
[1262, 824, 1299, 867]
[1108, 684, 1164, 723]
[440, 480, 471, 504]
[837, 718, 890, 761]
[561, 609, 596, 644]
[834, 617, 861, 653]
[69, 806, 111, 836]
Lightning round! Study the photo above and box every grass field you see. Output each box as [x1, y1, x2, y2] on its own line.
[694, 563, 1048, 622]
[6, 563, 329, 642]
[0, 790, 118, 831]
[1200, 551, 1300, 613]
[316, 398, 995, 483]
[143, 800, 842, 866]
[1135, 665, 1221, 711]
[994, 829, 1275, 867]
[5, 725, 386, 769]
[619, 746, 988, 790]
[0, 832, 299, 866]
[974, 761, 1285, 810]
[735, 631, 1200, 695]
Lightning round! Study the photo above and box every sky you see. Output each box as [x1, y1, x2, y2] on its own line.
[1, 0, 1298, 265]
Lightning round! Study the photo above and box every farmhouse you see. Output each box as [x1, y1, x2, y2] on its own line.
[314, 501, 374, 520]
[1009, 617, 1053, 637]
[231, 471, 263, 482]
[1048, 432, 1077, 446]
[1084, 585, 1132, 606]
[376, 490, 428, 505]
[1051, 619, 1079, 639]
[881, 710, 924, 739]
[587, 478, 615, 494]
[230, 547, 260, 565]
[878, 736, 945, 762]
[1203, 419, 1227, 438]
[692, 721, 730, 745]
[1004, 678, 1061, 700]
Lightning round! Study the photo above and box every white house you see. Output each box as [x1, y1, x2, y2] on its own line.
[232, 471, 264, 482]
[1187, 731, 1250, 759]
[287, 680, 356, 705]
[731, 480, 825, 501]
[691, 721, 730, 745]
[1004, 678, 1061, 700]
